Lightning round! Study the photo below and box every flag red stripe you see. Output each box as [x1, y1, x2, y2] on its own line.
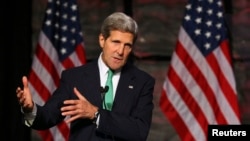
[75, 44, 87, 64]
[35, 44, 60, 86]
[57, 121, 70, 140]
[29, 69, 51, 101]
[176, 41, 227, 123]
[61, 57, 74, 69]
[38, 130, 54, 141]
[61, 44, 87, 68]
[220, 40, 232, 65]
[160, 89, 195, 141]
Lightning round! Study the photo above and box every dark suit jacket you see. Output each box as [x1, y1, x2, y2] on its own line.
[31, 59, 155, 141]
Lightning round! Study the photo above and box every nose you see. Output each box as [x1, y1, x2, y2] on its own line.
[117, 45, 125, 55]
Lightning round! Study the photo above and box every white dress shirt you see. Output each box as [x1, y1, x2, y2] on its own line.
[98, 53, 121, 99]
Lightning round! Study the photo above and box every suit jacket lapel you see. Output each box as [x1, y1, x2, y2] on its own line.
[76, 60, 103, 107]
[112, 63, 136, 112]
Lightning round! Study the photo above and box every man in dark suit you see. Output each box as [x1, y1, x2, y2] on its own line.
[16, 12, 155, 141]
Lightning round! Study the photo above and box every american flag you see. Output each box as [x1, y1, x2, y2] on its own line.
[28, 0, 86, 140]
[159, 0, 240, 140]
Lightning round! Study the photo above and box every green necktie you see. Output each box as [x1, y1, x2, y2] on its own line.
[103, 69, 114, 111]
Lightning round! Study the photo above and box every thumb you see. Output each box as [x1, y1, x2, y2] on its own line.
[22, 76, 32, 98]
[73, 87, 86, 101]
[22, 76, 29, 89]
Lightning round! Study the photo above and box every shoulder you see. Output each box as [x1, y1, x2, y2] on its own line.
[61, 60, 98, 76]
[124, 63, 155, 82]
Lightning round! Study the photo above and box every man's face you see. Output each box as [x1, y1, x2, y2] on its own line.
[99, 30, 134, 71]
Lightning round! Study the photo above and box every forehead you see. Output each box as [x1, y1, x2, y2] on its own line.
[109, 30, 134, 43]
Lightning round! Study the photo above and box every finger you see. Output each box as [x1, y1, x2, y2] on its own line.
[17, 91, 24, 102]
[61, 110, 77, 116]
[16, 87, 24, 98]
[19, 94, 25, 102]
[63, 99, 77, 105]
[61, 104, 76, 112]
[65, 115, 79, 123]
[16, 87, 21, 93]
[73, 87, 86, 101]
[16, 89, 23, 98]
[19, 97, 25, 105]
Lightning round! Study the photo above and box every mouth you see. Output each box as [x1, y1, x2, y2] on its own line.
[113, 56, 123, 63]
[114, 56, 122, 60]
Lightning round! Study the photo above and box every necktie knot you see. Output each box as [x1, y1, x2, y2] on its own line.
[107, 69, 113, 80]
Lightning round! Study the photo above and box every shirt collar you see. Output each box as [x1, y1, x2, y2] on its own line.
[98, 53, 109, 76]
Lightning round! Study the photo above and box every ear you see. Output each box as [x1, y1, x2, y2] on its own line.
[99, 34, 105, 49]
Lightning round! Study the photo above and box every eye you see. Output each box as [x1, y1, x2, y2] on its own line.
[113, 40, 120, 44]
[124, 43, 132, 49]
[111, 40, 121, 46]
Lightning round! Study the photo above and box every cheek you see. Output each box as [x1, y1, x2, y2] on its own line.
[102, 47, 115, 60]
[124, 48, 132, 55]
[103, 46, 114, 54]
[123, 50, 132, 60]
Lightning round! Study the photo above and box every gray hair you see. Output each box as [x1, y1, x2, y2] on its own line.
[100, 12, 138, 43]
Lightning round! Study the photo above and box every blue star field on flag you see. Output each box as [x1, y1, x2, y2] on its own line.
[42, 0, 84, 61]
[183, 0, 227, 56]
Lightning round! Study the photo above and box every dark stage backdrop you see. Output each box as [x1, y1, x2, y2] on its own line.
[2, 0, 250, 141]
[1, 0, 32, 141]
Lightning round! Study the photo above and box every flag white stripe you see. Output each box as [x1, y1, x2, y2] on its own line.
[69, 51, 82, 66]
[30, 82, 45, 106]
[49, 126, 65, 141]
